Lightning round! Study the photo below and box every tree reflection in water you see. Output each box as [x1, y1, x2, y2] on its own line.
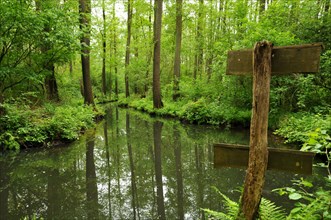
[0, 106, 327, 219]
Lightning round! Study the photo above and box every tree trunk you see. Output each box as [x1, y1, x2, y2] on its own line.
[79, 0, 94, 105]
[259, 0, 266, 14]
[112, 2, 118, 99]
[239, 41, 272, 220]
[153, 0, 163, 108]
[101, 0, 107, 96]
[35, 0, 60, 102]
[173, 0, 183, 101]
[133, 34, 139, 95]
[206, 0, 215, 81]
[44, 66, 59, 102]
[194, 0, 204, 80]
[125, 0, 133, 98]
[144, 0, 153, 96]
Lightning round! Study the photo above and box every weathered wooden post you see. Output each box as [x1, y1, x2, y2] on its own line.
[239, 41, 272, 219]
[222, 42, 323, 220]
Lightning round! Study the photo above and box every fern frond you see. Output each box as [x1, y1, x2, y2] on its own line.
[213, 186, 239, 218]
[202, 208, 233, 220]
[260, 198, 286, 220]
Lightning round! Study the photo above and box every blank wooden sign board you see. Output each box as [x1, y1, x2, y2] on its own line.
[226, 43, 323, 75]
[215, 42, 323, 219]
[214, 143, 315, 174]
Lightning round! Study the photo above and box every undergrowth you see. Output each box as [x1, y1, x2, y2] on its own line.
[0, 100, 96, 150]
[204, 178, 331, 220]
[118, 95, 251, 127]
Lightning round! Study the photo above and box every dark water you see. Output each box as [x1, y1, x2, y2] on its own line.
[0, 106, 328, 219]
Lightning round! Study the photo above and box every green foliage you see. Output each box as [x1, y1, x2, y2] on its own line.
[274, 178, 331, 220]
[302, 128, 331, 177]
[47, 105, 95, 140]
[302, 128, 331, 154]
[275, 113, 331, 144]
[0, 101, 95, 150]
[205, 178, 331, 220]
[123, 95, 252, 127]
[0, 0, 79, 102]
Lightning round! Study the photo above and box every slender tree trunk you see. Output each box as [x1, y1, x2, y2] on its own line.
[133, 34, 139, 94]
[44, 65, 59, 101]
[69, 60, 73, 75]
[239, 41, 272, 220]
[194, 0, 204, 80]
[153, 0, 163, 108]
[206, 0, 215, 80]
[0, 93, 4, 116]
[173, 0, 183, 101]
[144, 0, 153, 96]
[114, 33, 119, 99]
[125, 0, 133, 98]
[259, 0, 266, 14]
[111, 2, 118, 99]
[79, 0, 94, 105]
[35, 0, 59, 102]
[101, 0, 107, 95]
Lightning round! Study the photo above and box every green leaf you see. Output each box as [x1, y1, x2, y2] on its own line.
[289, 193, 302, 200]
[300, 179, 313, 188]
[290, 207, 302, 214]
[285, 187, 296, 193]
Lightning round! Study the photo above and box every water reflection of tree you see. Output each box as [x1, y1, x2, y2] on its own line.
[104, 109, 112, 219]
[174, 125, 184, 220]
[126, 112, 140, 219]
[47, 168, 61, 218]
[0, 158, 9, 220]
[153, 121, 166, 220]
[86, 130, 99, 219]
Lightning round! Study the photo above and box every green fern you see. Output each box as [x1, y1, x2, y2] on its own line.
[202, 187, 286, 220]
[260, 198, 286, 219]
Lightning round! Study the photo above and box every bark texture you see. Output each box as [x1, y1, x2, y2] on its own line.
[153, 0, 163, 108]
[125, 0, 132, 98]
[173, 0, 183, 101]
[79, 0, 94, 105]
[239, 41, 272, 220]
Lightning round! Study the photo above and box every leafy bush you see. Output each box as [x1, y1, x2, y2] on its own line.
[47, 105, 95, 140]
[273, 178, 331, 220]
[0, 102, 95, 150]
[204, 178, 331, 220]
[301, 128, 331, 177]
[275, 113, 331, 144]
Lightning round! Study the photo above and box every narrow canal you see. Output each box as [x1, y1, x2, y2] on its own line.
[0, 105, 327, 219]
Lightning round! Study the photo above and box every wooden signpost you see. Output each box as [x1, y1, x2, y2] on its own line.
[214, 143, 315, 174]
[216, 42, 323, 220]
